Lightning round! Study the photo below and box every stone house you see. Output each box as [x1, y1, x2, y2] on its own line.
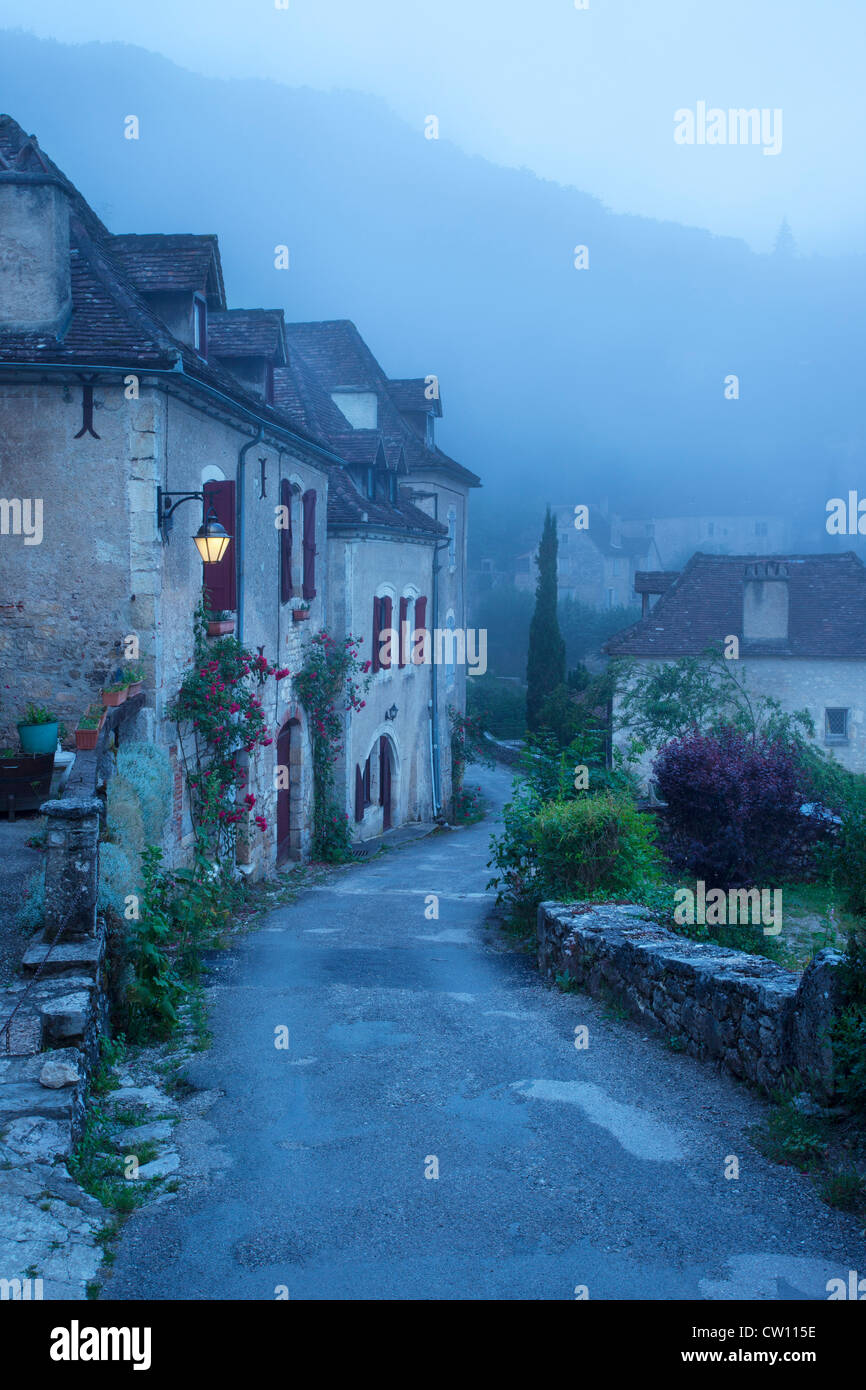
[0, 113, 479, 869]
[275, 322, 481, 838]
[606, 551, 866, 787]
[514, 504, 659, 610]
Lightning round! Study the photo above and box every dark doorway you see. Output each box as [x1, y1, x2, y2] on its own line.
[379, 735, 392, 831]
[276, 720, 293, 865]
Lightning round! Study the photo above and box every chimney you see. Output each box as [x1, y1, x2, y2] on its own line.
[743, 560, 789, 642]
[0, 132, 72, 336]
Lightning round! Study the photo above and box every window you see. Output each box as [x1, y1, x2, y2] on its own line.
[302, 489, 317, 599]
[202, 479, 236, 611]
[825, 708, 850, 743]
[279, 478, 293, 603]
[366, 467, 376, 501]
[755, 521, 768, 536]
[372, 593, 393, 672]
[193, 295, 207, 358]
[447, 507, 457, 571]
[607, 587, 615, 609]
[612, 557, 620, 577]
[706, 521, 715, 537]
[388, 472, 398, 504]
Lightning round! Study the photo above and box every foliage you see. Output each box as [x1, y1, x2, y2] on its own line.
[613, 650, 815, 750]
[525, 508, 566, 731]
[167, 610, 287, 857]
[77, 704, 103, 730]
[829, 808, 866, 916]
[752, 1101, 827, 1171]
[466, 674, 526, 739]
[558, 597, 641, 668]
[293, 630, 371, 861]
[120, 665, 144, 686]
[830, 921, 866, 1112]
[653, 726, 824, 887]
[470, 583, 535, 678]
[15, 870, 44, 934]
[530, 794, 662, 901]
[452, 784, 485, 824]
[20, 703, 55, 725]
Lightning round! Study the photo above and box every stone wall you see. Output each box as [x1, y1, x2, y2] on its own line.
[537, 901, 844, 1101]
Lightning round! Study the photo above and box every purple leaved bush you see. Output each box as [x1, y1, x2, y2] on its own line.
[653, 726, 823, 887]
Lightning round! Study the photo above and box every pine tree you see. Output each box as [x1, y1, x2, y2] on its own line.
[525, 507, 566, 731]
[773, 217, 796, 259]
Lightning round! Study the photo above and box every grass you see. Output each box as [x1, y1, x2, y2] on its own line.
[751, 1099, 828, 1172]
[819, 1167, 866, 1214]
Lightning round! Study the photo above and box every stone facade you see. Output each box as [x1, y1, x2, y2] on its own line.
[538, 901, 844, 1101]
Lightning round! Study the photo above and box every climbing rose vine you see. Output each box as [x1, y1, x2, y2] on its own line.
[293, 630, 371, 861]
[168, 630, 288, 857]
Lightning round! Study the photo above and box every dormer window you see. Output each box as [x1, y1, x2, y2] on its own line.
[388, 473, 398, 504]
[193, 295, 208, 358]
[366, 466, 376, 501]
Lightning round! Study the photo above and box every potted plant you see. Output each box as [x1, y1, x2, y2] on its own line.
[121, 664, 145, 697]
[292, 602, 312, 624]
[17, 703, 59, 755]
[75, 705, 104, 750]
[101, 681, 128, 708]
[207, 610, 235, 636]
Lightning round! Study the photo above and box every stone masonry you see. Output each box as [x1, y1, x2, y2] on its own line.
[537, 902, 845, 1102]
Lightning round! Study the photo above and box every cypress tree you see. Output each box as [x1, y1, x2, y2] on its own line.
[526, 507, 566, 731]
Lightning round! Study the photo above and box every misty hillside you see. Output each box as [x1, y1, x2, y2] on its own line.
[1, 30, 863, 556]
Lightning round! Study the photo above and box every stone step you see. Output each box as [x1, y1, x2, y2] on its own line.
[0, 1080, 75, 1123]
[39, 990, 92, 1045]
[21, 932, 102, 978]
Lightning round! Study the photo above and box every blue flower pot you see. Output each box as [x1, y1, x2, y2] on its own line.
[17, 721, 58, 755]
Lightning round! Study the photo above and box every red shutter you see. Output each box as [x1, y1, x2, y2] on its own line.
[372, 596, 381, 673]
[302, 489, 317, 599]
[280, 478, 293, 602]
[414, 595, 427, 664]
[202, 480, 236, 612]
[398, 596, 409, 668]
[355, 764, 365, 822]
[380, 595, 393, 669]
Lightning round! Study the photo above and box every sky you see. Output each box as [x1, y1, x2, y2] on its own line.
[0, 0, 863, 254]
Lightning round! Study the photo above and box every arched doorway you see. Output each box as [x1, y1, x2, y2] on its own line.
[276, 716, 302, 864]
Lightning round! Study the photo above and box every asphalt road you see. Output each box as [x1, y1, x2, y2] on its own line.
[107, 763, 866, 1301]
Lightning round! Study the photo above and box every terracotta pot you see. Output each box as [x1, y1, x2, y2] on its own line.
[125, 681, 144, 697]
[102, 687, 127, 707]
[207, 620, 235, 636]
[292, 609, 311, 623]
[75, 727, 100, 751]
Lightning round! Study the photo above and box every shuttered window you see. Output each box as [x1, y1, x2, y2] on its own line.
[202, 479, 236, 612]
[280, 478, 293, 603]
[414, 595, 428, 663]
[302, 489, 317, 599]
[372, 596, 381, 673]
[380, 595, 393, 670]
[398, 595, 409, 668]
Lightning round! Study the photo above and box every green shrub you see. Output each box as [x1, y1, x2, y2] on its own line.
[114, 744, 171, 849]
[466, 676, 526, 740]
[15, 870, 45, 934]
[97, 842, 137, 920]
[830, 920, 866, 1111]
[530, 793, 662, 900]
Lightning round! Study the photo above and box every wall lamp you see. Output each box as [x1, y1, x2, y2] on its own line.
[156, 487, 231, 563]
[385, 704, 398, 721]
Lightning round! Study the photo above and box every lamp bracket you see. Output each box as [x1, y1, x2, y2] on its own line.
[157, 487, 205, 540]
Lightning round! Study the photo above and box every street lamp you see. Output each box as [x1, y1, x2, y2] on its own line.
[157, 488, 231, 563]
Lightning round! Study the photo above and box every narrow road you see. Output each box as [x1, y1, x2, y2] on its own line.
[107, 764, 865, 1300]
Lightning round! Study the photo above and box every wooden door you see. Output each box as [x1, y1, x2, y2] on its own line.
[379, 735, 392, 831]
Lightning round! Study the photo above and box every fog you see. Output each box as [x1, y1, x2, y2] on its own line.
[1, 20, 863, 562]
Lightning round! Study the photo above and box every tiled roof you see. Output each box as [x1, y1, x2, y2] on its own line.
[285, 321, 480, 488]
[208, 309, 286, 362]
[388, 377, 443, 418]
[109, 233, 226, 308]
[605, 553, 866, 659]
[0, 114, 109, 244]
[633, 571, 679, 594]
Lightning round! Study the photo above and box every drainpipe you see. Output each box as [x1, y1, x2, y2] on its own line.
[409, 490, 448, 820]
[236, 425, 263, 647]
